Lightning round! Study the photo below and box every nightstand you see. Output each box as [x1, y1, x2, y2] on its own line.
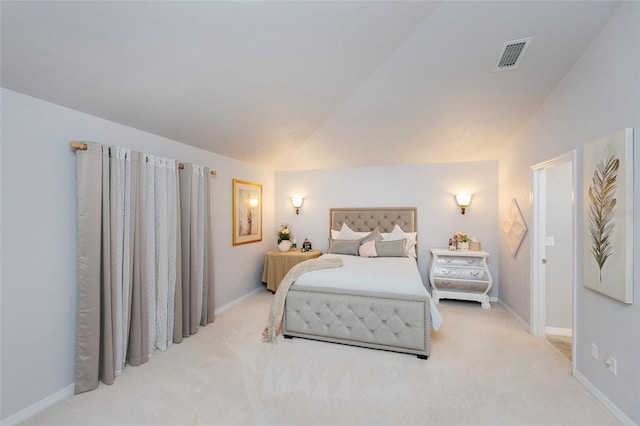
[261, 249, 322, 292]
[428, 248, 492, 309]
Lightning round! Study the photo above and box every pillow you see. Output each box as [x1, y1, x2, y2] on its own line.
[335, 223, 369, 240]
[374, 239, 407, 257]
[358, 240, 377, 257]
[327, 238, 360, 256]
[383, 224, 417, 257]
[359, 228, 383, 245]
[330, 229, 340, 239]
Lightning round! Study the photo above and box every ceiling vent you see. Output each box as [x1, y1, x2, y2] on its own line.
[494, 37, 532, 72]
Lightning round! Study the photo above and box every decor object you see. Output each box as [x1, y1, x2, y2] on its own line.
[291, 197, 304, 215]
[582, 128, 634, 304]
[277, 223, 292, 243]
[233, 179, 262, 245]
[429, 248, 492, 309]
[469, 241, 482, 251]
[452, 231, 469, 250]
[278, 240, 292, 252]
[503, 198, 527, 257]
[455, 194, 472, 214]
[301, 238, 312, 252]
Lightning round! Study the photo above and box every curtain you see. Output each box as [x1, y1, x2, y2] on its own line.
[74, 143, 214, 394]
[175, 163, 214, 342]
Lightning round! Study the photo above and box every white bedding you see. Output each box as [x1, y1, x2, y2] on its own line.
[292, 254, 443, 330]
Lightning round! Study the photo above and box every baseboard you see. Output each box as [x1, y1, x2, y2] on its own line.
[497, 298, 531, 333]
[545, 326, 572, 337]
[574, 371, 636, 426]
[214, 286, 263, 315]
[1, 384, 74, 426]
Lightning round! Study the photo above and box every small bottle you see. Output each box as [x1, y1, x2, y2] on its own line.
[291, 238, 297, 250]
[448, 239, 455, 251]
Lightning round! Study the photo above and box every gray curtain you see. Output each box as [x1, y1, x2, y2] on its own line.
[74, 143, 214, 394]
[175, 163, 214, 342]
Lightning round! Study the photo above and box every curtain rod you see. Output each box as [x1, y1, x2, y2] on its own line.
[69, 141, 217, 176]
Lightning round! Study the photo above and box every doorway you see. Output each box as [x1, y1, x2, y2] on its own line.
[531, 151, 576, 372]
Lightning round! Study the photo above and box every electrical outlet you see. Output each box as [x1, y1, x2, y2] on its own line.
[591, 343, 598, 360]
[606, 356, 617, 376]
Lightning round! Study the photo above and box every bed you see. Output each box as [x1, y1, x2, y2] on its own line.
[282, 207, 439, 359]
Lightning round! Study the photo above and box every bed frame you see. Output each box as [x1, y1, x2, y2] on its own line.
[282, 207, 430, 359]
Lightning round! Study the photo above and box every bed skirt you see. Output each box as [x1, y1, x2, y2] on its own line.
[283, 285, 430, 358]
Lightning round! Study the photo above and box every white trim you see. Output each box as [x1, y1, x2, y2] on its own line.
[574, 371, 635, 426]
[497, 299, 530, 332]
[214, 287, 263, 315]
[1, 384, 74, 426]
[545, 326, 572, 337]
[530, 166, 546, 337]
[530, 150, 578, 376]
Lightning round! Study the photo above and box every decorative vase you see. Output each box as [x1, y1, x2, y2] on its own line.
[278, 240, 292, 252]
[457, 241, 469, 250]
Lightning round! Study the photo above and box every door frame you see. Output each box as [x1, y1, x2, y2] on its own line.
[530, 150, 577, 373]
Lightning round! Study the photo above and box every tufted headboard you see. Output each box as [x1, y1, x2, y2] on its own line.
[330, 207, 417, 233]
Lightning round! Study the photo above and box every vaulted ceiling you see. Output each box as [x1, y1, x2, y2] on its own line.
[1, 1, 621, 171]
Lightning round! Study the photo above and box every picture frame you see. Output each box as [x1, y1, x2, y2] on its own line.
[582, 128, 634, 304]
[232, 179, 262, 245]
[503, 198, 528, 257]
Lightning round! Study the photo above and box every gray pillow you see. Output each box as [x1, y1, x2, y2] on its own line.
[374, 238, 407, 257]
[359, 228, 383, 245]
[327, 238, 360, 256]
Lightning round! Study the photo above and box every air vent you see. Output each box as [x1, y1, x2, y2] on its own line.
[494, 37, 532, 72]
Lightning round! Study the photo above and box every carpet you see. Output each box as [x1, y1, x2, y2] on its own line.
[23, 292, 616, 425]
[546, 334, 573, 361]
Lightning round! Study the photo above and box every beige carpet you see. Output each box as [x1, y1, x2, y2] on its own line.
[24, 291, 617, 426]
[546, 334, 573, 361]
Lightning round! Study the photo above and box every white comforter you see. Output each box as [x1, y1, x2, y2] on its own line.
[292, 254, 443, 330]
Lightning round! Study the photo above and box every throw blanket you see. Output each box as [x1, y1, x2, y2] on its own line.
[262, 257, 343, 344]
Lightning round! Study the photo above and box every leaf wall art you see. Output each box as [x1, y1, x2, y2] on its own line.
[582, 128, 634, 304]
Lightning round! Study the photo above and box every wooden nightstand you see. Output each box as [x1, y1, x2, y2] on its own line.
[261, 249, 322, 292]
[428, 248, 492, 309]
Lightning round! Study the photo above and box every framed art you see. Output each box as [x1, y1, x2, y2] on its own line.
[582, 128, 634, 303]
[503, 198, 528, 257]
[232, 179, 262, 245]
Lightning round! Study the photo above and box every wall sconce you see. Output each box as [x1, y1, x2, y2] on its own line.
[291, 197, 304, 215]
[248, 197, 259, 207]
[455, 194, 472, 215]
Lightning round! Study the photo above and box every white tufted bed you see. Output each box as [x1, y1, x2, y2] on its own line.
[282, 208, 438, 359]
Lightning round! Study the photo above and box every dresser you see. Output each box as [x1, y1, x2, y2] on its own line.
[261, 249, 322, 292]
[428, 248, 492, 309]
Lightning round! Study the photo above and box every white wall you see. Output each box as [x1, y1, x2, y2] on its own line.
[275, 161, 499, 297]
[498, 2, 639, 422]
[545, 162, 573, 331]
[0, 89, 275, 421]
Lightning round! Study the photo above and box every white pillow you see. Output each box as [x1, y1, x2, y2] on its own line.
[383, 224, 417, 257]
[358, 240, 377, 257]
[334, 223, 369, 240]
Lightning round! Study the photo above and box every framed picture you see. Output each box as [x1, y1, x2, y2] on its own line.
[503, 198, 528, 257]
[582, 128, 634, 303]
[232, 179, 262, 245]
